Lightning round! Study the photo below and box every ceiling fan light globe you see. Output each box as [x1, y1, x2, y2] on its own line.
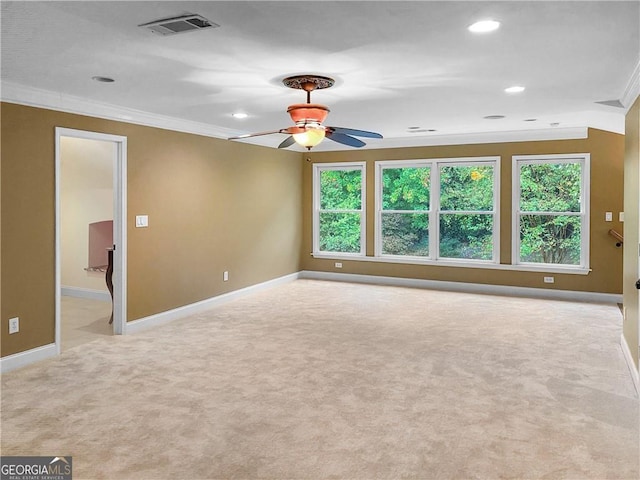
[293, 128, 326, 149]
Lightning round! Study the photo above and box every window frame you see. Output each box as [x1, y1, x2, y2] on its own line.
[374, 160, 432, 259]
[312, 161, 366, 257]
[511, 153, 590, 271]
[375, 157, 500, 264]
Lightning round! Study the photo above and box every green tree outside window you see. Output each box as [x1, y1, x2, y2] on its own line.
[318, 169, 363, 253]
[518, 162, 582, 265]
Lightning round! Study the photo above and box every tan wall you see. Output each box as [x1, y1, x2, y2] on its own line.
[1, 102, 303, 357]
[301, 129, 624, 294]
[623, 96, 640, 368]
[1, 100, 626, 360]
[61, 137, 114, 292]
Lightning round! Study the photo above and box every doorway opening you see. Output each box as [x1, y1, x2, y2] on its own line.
[55, 128, 127, 353]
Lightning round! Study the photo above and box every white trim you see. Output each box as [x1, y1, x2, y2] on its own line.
[126, 272, 301, 334]
[310, 252, 591, 275]
[512, 153, 590, 270]
[300, 270, 620, 304]
[374, 160, 432, 258]
[620, 333, 639, 396]
[55, 128, 128, 349]
[621, 61, 640, 112]
[2, 81, 236, 140]
[353, 128, 591, 150]
[1, 82, 595, 149]
[312, 162, 367, 257]
[0, 344, 57, 374]
[61, 286, 110, 302]
[1, 273, 299, 371]
[373, 157, 500, 262]
[306, 127, 593, 151]
[112, 136, 128, 336]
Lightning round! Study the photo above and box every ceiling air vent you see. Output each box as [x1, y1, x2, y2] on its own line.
[139, 14, 219, 36]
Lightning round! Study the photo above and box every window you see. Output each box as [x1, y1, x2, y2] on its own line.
[439, 163, 497, 261]
[313, 162, 366, 256]
[376, 157, 499, 263]
[379, 165, 431, 257]
[512, 154, 590, 269]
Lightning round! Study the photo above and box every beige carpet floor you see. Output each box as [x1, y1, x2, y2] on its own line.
[61, 296, 113, 351]
[1, 279, 638, 479]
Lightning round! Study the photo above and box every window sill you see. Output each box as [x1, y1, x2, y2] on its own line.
[310, 253, 591, 275]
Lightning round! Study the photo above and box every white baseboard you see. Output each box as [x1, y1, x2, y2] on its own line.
[2, 272, 624, 374]
[0, 343, 57, 374]
[126, 272, 301, 334]
[61, 286, 111, 302]
[1, 274, 300, 371]
[299, 270, 623, 304]
[620, 333, 639, 396]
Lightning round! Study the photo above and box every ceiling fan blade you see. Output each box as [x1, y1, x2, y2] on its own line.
[281, 126, 306, 135]
[228, 129, 286, 140]
[278, 136, 296, 149]
[326, 131, 366, 148]
[327, 127, 383, 139]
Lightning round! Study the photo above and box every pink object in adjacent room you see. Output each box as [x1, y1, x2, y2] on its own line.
[88, 220, 113, 269]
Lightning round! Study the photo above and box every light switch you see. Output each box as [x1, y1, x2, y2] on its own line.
[620, 212, 625, 222]
[135, 215, 149, 228]
[605, 212, 612, 222]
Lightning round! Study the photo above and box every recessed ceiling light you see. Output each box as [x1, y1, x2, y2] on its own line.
[484, 115, 505, 120]
[505, 86, 525, 94]
[92, 76, 115, 83]
[468, 20, 500, 33]
[232, 113, 248, 119]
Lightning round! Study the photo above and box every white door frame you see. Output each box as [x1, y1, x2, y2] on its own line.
[55, 127, 128, 352]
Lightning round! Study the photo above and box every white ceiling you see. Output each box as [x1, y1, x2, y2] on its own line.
[2, 1, 639, 151]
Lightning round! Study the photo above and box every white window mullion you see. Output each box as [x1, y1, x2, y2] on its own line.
[312, 164, 320, 254]
[492, 157, 501, 263]
[374, 163, 382, 257]
[360, 167, 367, 255]
[581, 155, 591, 269]
[511, 159, 521, 266]
[431, 162, 440, 260]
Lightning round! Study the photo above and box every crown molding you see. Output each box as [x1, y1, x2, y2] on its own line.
[229, 126, 590, 151]
[621, 60, 640, 111]
[1, 81, 237, 140]
[0, 80, 618, 151]
[347, 127, 590, 150]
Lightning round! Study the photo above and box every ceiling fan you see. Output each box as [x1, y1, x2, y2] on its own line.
[229, 75, 383, 150]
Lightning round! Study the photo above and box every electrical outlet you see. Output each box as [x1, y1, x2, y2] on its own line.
[335, 262, 343, 268]
[543, 276, 555, 284]
[9, 317, 19, 334]
[223, 271, 229, 282]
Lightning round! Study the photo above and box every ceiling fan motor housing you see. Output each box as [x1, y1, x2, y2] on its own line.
[287, 103, 330, 125]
